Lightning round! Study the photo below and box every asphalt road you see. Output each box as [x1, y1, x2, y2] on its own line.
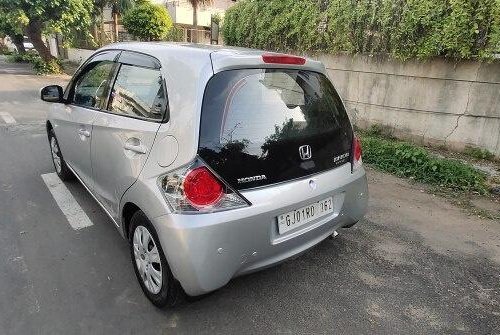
[0, 55, 499, 335]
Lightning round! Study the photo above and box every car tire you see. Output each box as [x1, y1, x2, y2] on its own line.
[48, 129, 74, 181]
[129, 210, 183, 308]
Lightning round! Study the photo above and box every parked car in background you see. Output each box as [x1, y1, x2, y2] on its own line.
[40, 43, 368, 307]
[22, 36, 34, 50]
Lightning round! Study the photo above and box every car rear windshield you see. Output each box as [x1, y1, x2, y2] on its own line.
[199, 69, 353, 190]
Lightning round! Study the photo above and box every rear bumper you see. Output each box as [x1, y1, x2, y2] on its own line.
[151, 165, 368, 296]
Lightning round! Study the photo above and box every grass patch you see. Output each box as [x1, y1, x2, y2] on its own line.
[463, 146, 496, 161]
[360, 133, 488, 194]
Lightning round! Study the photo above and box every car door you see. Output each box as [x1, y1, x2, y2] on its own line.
[57, 50, 120, 188]
[90, 51, 167, 220]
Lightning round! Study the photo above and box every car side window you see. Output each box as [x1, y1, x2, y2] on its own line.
[72, 61, 115, 109]
[107, 64, 165, 120]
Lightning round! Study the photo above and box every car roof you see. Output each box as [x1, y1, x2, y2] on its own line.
[100, 42, 326, 74]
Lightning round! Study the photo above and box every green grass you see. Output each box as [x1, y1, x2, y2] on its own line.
[360, 133, 488, 194]
[463, 146, 496, 161]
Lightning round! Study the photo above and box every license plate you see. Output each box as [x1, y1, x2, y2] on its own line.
[277, 197, 334, 234]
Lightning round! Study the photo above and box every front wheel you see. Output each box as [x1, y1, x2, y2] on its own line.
[48, 129, 74, 181]
[129, 210, 183, 308]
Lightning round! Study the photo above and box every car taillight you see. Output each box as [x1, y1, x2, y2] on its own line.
[352, 136, 363, 172]
[183, 167, 223, 207]
[159, 159, 249, 213]
[262, 53, 306, 65]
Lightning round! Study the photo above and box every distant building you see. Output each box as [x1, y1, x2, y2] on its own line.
[102, 0, 238, 44]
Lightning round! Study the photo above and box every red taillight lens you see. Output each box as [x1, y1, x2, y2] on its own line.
[262, 53, 306, 65]
[354, 137, 362, 161]
[183, 167, 223, 207]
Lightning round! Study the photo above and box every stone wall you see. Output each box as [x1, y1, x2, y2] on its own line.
[67, 48, 95, 65]
[313, 54, 500, 157]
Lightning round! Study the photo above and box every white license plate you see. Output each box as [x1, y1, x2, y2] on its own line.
[277, 197, 334, 234]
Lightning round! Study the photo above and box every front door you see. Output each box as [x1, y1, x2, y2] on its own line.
[91, 52, 167, 220]
[59, 52, 119, 188]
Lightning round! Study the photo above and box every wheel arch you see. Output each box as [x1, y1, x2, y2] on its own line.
[46, 120, 53, 135]
[122, 202, 141, 239]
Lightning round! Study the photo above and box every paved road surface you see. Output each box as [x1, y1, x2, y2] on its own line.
[0, 55, 499, 334]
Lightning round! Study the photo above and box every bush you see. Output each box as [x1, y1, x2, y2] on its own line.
[463, 146, 496, 161]
[32, 58, 62, 75]
[360, 134, 488, 193]
[6, 51, 61, 74]
[165, 25, 184, 42]
[123, 1, 173, 41]
[223, 0, 500, 60]
[6, 51, 39, 63]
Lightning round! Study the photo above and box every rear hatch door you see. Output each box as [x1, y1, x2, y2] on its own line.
[198, 68, 353, 190]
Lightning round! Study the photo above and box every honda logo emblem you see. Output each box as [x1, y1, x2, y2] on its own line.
[299, 145, 312, 160]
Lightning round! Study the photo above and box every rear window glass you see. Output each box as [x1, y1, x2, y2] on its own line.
[219, 70, 347, 146]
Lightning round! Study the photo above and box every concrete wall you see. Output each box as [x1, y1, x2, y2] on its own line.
[67, 48, 95, 64]
[312, 54, 500, 157]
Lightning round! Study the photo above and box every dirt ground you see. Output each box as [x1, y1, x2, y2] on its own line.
[356, 167, 500, 332]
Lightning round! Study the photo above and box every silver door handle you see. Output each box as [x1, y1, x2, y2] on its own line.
[78, 129, 91, 137]
[124, 143, 147, 154]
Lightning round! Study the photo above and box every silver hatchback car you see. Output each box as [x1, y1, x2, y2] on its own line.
[41, 43, 368, 307]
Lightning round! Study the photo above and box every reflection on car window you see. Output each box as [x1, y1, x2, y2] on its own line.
[221, 70, 344, 146]
[108, 65, 165, 120]
[73, 61, 115, 108]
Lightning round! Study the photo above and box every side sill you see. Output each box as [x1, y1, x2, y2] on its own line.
[65, 163, 121, 229]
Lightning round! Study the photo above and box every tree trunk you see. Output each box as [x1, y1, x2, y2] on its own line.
[12, 34, 26, 54]
[26, 20, 54, 62]
[192, 4, 198, 43]
[113, 12, 119, 42]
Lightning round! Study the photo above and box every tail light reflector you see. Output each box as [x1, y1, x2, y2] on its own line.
[183, 167, 223, 207]
[352, 136, 363, 171]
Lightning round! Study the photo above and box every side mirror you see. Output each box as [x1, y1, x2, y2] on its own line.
[41, 85, 64, 103]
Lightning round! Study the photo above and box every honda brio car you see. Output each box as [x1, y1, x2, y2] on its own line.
[41, 43, 368, 307]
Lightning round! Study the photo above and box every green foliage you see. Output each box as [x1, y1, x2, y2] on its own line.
[360, 134, 488, 193]
[0, 0, 94, 37]
[6, 51, 61, 74]
[31, 57, 62, 75]
[165, 25, 184, 42]
[122, 1, 173, 41]
[463, 146, 496, 161]
[6, 51, 39, 63]
[223, 0, 500, 60]
[211, 13, 222, 25]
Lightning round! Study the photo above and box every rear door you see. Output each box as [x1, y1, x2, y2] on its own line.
[90, 51, 167, 219]
[198, 69, 353, 190]
[57, 50, 119, 188]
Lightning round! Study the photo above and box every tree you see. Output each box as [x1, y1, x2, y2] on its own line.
[122, 1, 173, 41]
[0, 9, 28, 53]
[0, 0, 94, 62]
[110, 0, 134, 41]
[187, 0, 213, 43]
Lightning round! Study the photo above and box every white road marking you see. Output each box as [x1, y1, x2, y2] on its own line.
[0, 112, 16, 124]
[41, 173, 93, 230]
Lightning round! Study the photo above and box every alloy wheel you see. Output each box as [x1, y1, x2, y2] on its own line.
[133, 225, 163, 294]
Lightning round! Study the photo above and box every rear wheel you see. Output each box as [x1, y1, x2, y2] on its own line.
[48, 129, 74, 181]
[129, 210, 183, 308]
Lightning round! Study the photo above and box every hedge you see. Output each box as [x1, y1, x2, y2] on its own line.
[222, 0, 500, 60]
